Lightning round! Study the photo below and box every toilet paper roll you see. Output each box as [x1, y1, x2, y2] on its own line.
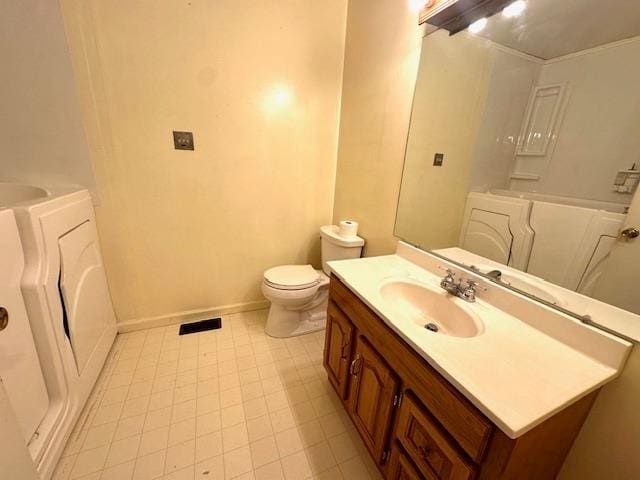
[338, 220, 359, 238]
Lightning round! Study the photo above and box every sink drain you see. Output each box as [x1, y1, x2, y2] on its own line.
[424, 323, 439, 332]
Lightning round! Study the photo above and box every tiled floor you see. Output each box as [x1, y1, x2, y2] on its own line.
[53, 310, 382, 480]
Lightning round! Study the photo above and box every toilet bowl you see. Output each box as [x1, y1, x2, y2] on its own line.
[262, 265, 330, 337]
[262, 225, 364, 338]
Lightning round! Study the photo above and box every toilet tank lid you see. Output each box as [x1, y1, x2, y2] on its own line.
[320, 225, 364, 247]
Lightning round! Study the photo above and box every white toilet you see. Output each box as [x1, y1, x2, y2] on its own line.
[262, 225, 364, 337]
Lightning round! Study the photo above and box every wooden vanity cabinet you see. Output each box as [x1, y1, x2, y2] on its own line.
[323, 302, 353, 399]
[395, 393, 475, 480]
[323, 276, 599, 480]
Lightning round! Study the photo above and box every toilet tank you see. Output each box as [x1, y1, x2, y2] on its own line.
[320, 225, 365, 275]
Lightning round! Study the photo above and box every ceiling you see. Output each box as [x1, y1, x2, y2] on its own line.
[476, 0, 640, 59]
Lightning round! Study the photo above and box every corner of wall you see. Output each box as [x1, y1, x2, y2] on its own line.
[332, 0, 424, 257]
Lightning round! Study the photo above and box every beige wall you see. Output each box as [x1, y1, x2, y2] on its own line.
[61, 0, 347, 325]
[332, 0, 424, 257]
[560, 347, 640, 479]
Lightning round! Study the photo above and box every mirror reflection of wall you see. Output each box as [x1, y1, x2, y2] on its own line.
[396, 0, 640, 322]
[396, 28, 542, 250]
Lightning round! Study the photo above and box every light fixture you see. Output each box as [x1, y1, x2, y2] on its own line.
[468, 17, 487, 34]
[502, 0, 526, 18]
[408, 0, 431, 12]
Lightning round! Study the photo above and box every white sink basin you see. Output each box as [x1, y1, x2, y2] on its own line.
[379, 279, 484, 338]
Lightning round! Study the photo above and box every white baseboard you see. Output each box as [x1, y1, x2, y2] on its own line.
[116, 300, 270, 333]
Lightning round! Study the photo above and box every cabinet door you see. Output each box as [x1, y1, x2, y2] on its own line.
[323, 301, 354, 399]
[347, 335, 399, 464]
[388, 444, 430, 480]
[395, 394, 475, 480]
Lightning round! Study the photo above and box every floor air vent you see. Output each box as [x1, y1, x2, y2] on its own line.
[179, 318, 222, 335]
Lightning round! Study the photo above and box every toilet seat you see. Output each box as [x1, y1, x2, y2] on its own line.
[262, 224, 364, 338]
[264, 264, 320, 290]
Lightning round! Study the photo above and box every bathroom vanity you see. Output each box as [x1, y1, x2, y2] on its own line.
[323, 243, 631, 479]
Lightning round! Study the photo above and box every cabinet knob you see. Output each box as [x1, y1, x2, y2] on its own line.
[0, 307, 8, 332]
[419, 445, 431, 459]
[350, 354, 362, 376]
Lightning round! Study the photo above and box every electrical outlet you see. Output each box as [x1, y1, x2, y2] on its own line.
[173, 131, 194, 150]
[433, 153, 444, 166]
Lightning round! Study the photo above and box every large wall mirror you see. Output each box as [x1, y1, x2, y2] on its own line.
[396, 0, 640, 341]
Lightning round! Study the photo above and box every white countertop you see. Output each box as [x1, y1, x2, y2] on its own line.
[436, 247, 640, 343]
[328, 244, 632, 438]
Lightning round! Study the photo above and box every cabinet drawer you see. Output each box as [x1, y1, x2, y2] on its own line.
[396, 394, 476, 480]
[388, 442, 431, 480]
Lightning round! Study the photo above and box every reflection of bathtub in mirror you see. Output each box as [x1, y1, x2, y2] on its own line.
[468, 262, 565, 307]
[458, 190, 626, 295]
[436, 247, 569, 304]
[488, 188, 629, 214]
[0, 182, 50, 206]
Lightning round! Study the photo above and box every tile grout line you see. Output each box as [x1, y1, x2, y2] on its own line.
[57, 313, 380, 480]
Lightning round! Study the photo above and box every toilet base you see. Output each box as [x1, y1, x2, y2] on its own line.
[264, 299, 328, 338]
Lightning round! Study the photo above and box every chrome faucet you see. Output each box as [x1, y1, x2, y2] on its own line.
[439, 268, 484, 303]
[440, 268, 460, 295]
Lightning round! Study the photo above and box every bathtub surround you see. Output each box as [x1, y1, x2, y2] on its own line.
[468, 36, 640, 206]
[0, 0, 97, 197]
[509, 36, 640, 203]
[61, 0, 348, 326]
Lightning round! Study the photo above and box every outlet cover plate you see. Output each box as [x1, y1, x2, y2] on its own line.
[173, 131, 194, 150]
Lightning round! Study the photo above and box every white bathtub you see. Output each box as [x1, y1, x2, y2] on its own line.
[2, 182, 116, 479]
[460, 190, 626, 294]
[489, 188, 629, 214]
[0, 182, 50, 206]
